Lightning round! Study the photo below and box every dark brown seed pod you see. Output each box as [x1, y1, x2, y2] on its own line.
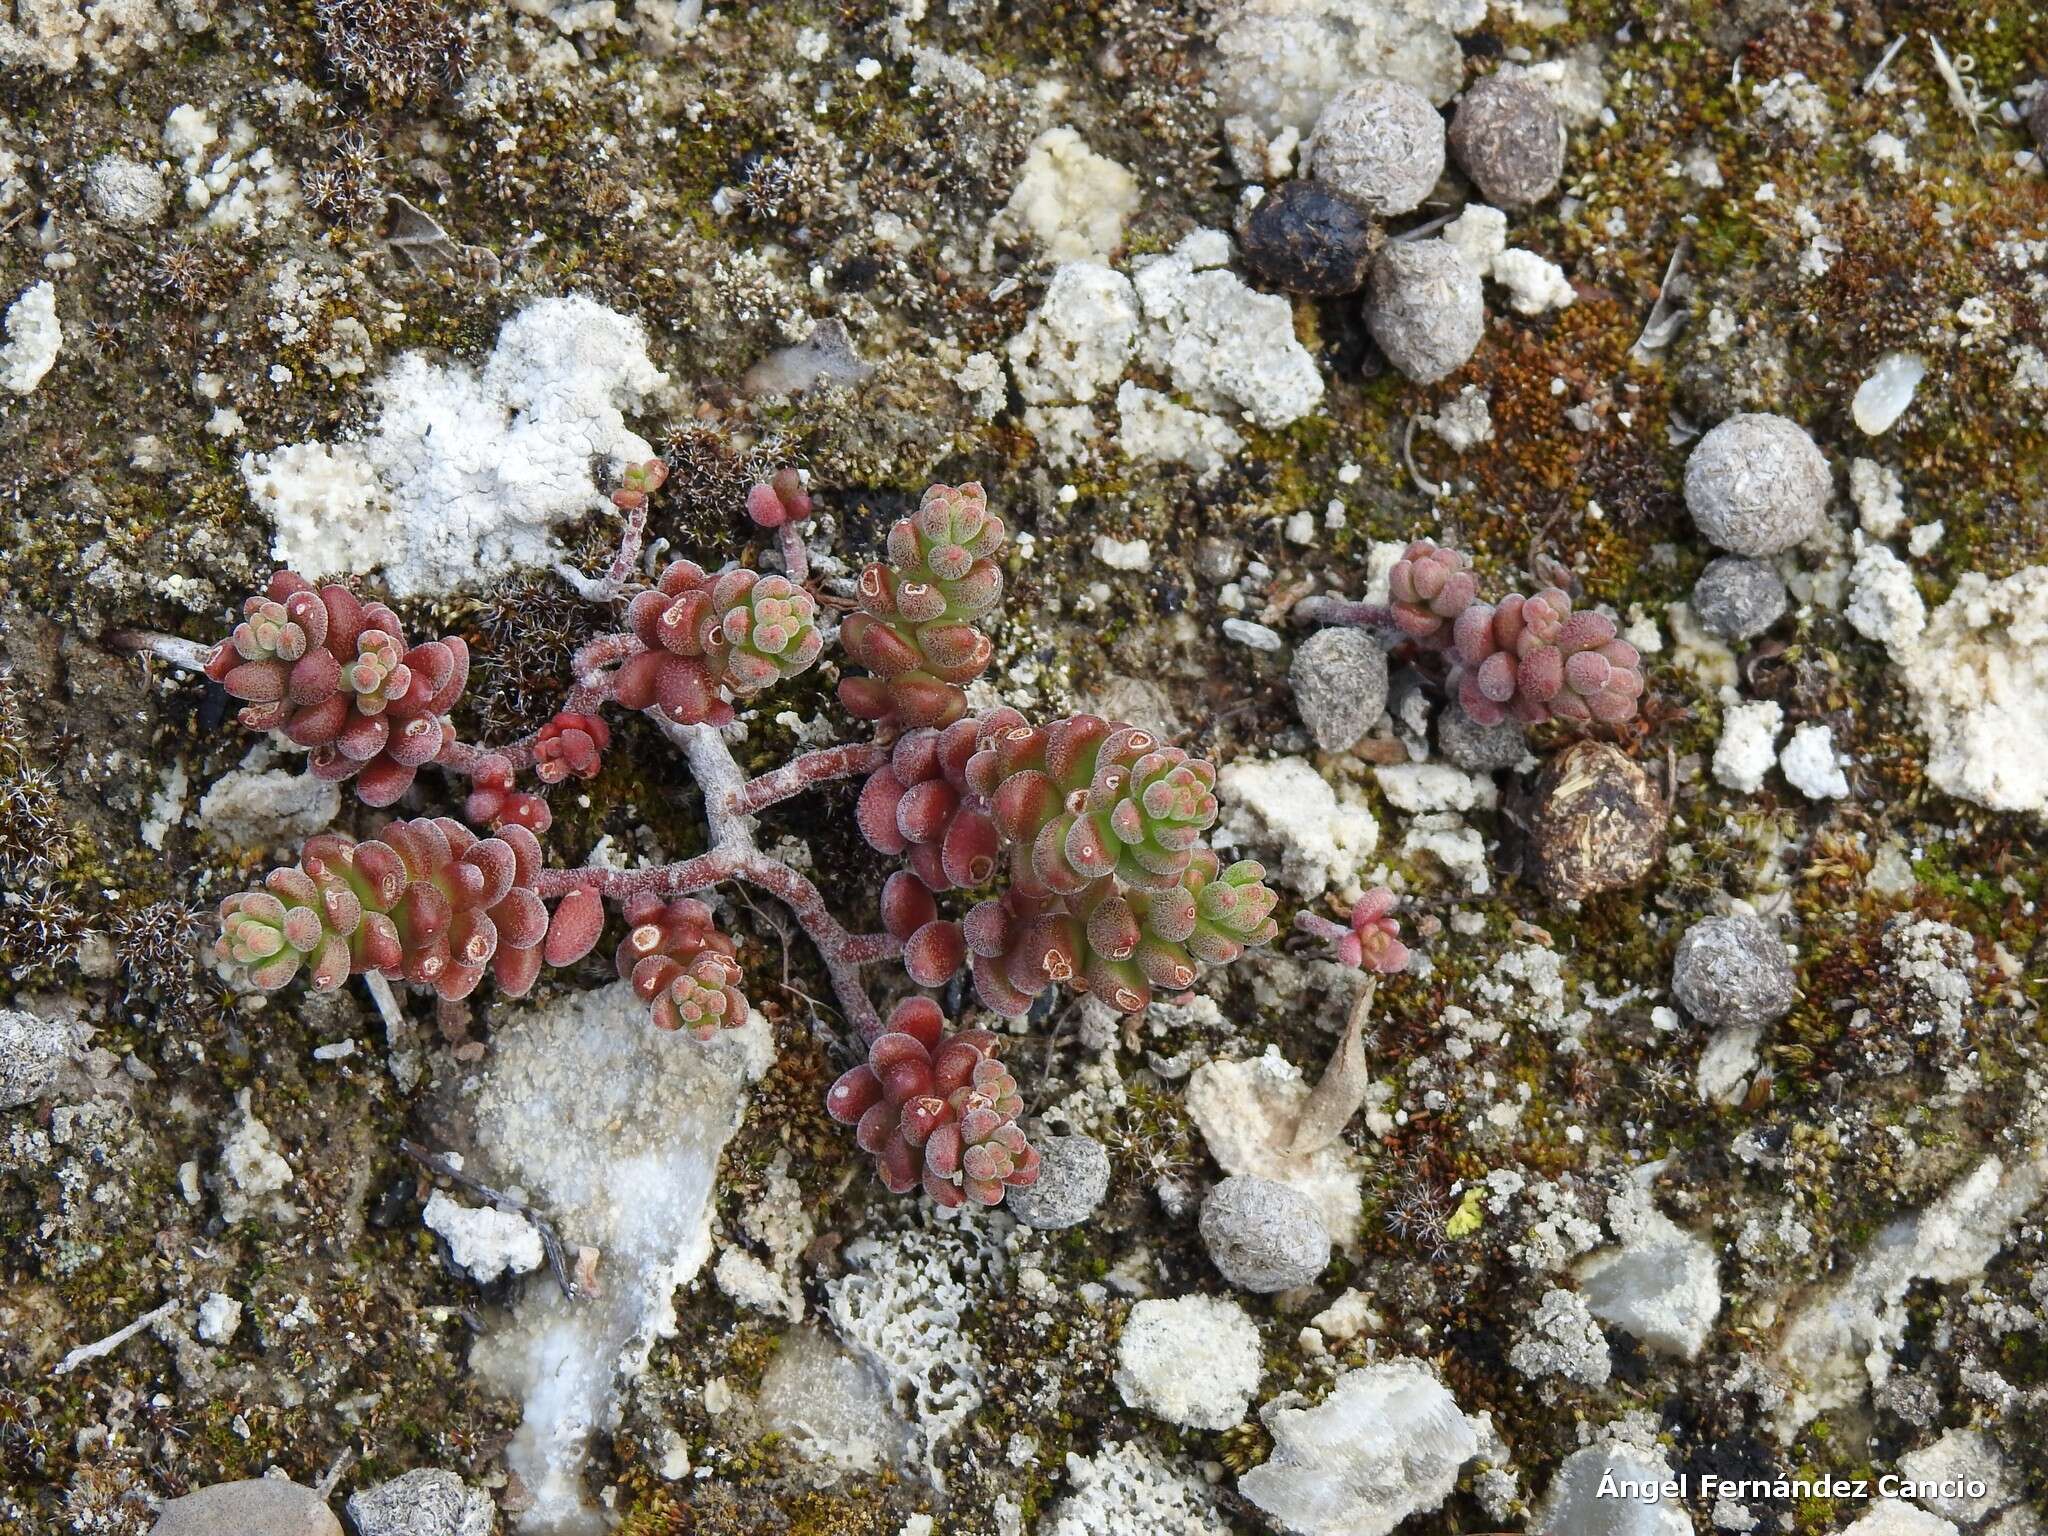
[1527, 741, 1666, 903]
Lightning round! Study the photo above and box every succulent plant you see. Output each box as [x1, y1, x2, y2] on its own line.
[839, 482, 1005, 729]
[745, 466, 812, 529]
[971, 715, 1219, 895]
[1449, 589, 1645, 726]
[611, 457, 669, 513]
[964, 848, 1278, 1017]
[854, 709, 1021, 893]
[614, 558, 824, 723]
[463, 755, 552, 833]
[205, 572, 470, 807]
[614, 893, 748, 1038]
[533, 711, 610, 784]
[825, 996, 1040, 1207]
[212, 817, 594, 1001]
[1332, 887, 1409, 973]
[1387, 539, 1480, 647]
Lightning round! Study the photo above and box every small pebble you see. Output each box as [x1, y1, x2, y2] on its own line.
[1366, 238, 1484, 383]
[1307, 78, 1445, 216]
[1006, 1135, 1111, 1230]
[84, 155, 170, 228]
[0, 1007, 69, 1109]
[1529, 741, 1666, 903]
[1691, 556, 1788, 642]
[2030, 87, 2048, 152]
[1671, 914, 1797, 1029]
[345, 1468, 495, 1536]
[1683, 413, 1831, 557]
[1200, 1174, 1331, 1293]
[1436, 699, 1526, 771]
[150, 1479, 341, 1536]
[1448, 74, 1565, 208]
[1241, 179, 1381, 296]
[1290, 627, 1390, 753]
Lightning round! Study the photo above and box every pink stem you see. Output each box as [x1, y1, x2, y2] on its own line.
[1293, 595, 1397, 630]
[778, 523, 810, 584]
[732, 742, 888, 816]
[435, 632, 643, 777]
[556, 504, 649, 603]
[1294, 911, 1349, 944]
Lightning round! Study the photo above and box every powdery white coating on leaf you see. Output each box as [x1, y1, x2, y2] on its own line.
[1, 281, 60, 395]
[1215, 756, 1379, 895]
[1115, 1294, 1263, 1429]
[245, 295, 668, 598]
[1240, 1359, 1480, 1536]
[999, 127, 1140, 262]
[1574, 1209, 1722, 1359]
[423, 1190, 546, 1283]
[1775, 1134, 2048, 1440]
[1044, 1440, 1232, 1536]
[468, 982, 767, 1535]
[1130, 231, 1325, 427]
[1186, 1048, 1365, 1244]
[826, 1226, 995, 1488]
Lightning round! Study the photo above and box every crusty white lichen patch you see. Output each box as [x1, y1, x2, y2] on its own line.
[242, 294, 669, 598]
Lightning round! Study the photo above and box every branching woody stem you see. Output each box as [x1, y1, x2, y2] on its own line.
[733, 742, 888, 816]
[1291, 595, 1398, 630]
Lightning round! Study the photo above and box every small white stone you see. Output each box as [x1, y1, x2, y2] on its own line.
[1779, 723, 1849, 799]
[1, 281, 61, 395]
[1222, 618, 1284, 651]
[1853, 352, 1927, 435]
[1093, 534, 1152, 571]
[1712, 695, 1783, 793]
[424, 1190, 545, 1284]
[1575, 1210, 1722, 1358]
[1115, 1295, 1262, 1430]
[196, 1292, 243, 1345]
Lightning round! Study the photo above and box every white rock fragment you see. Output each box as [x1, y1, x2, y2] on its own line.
[1373, 762, 1497, 814]
[1186, 1049, 1364, 1244]
[2, 281, 61, 395]
[1211, 0, 1473, 136]
[424, 1190, 546, 1284]
[1851, 457, 1908, 538]
[999, 127, 1139, 262]
[1776, 1136, 2048, 1437]
[1696, 1023, 1763, 1105]
[1575, 1210, 1722, 1358]
[1093, 533, 1153, 571]
[1846, 537, 1927, 649]
[1853, 351, 1927, 435]
[1442, 202, 1507, 274]
[1115, 381, 1243, 478]
[197, 757, 343, 846]
[245, 295, 668, 598]
[1115, 1295, 1263, 1430]
[1779, 722, 1849, 800]
[1881, 565, 2048, 814]
[1216, 756, 1378, 894]
[1402, 814, 1492, 893]
[1240, 1360, 1480, 1536]
[195, 1292, 243, 1345]
[216, 1091, 295, 1223]
[755, 1327, 904, 1479]
[1841, 1503, 1961, 1536]
[1536, 1442, 1691, 1536]
[1045, 1440, 1229, 1536]
[1896, 1429, 2019, 1525]
[1509, 1288, 1611, 1386]
[469, 982, 767, 1534]
[1007, 261, 1140, 405]
[1490, 247, 1576, 315]
[1131, 231, 1324, 428]
[1712, 695, 1783, 793]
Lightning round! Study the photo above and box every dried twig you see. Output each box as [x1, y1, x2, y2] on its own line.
[52, 1298, 178, 1376]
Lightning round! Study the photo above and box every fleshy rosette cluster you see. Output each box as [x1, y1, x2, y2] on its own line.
[533, 711, 610, 784]
[969, 715, 1219, 895]
[614, 893, 749, 1039]
[825, 997, 1040, 1207]
[839, 483, 1005, 730]
[614, 560, 823, 725]
[213, 817, 600, 1000]
[1331, 887, 1410, 973]
[964, 848, 1279, 1017]
[1384, 541, 1645, 726]
[205, 572, 470, 806]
